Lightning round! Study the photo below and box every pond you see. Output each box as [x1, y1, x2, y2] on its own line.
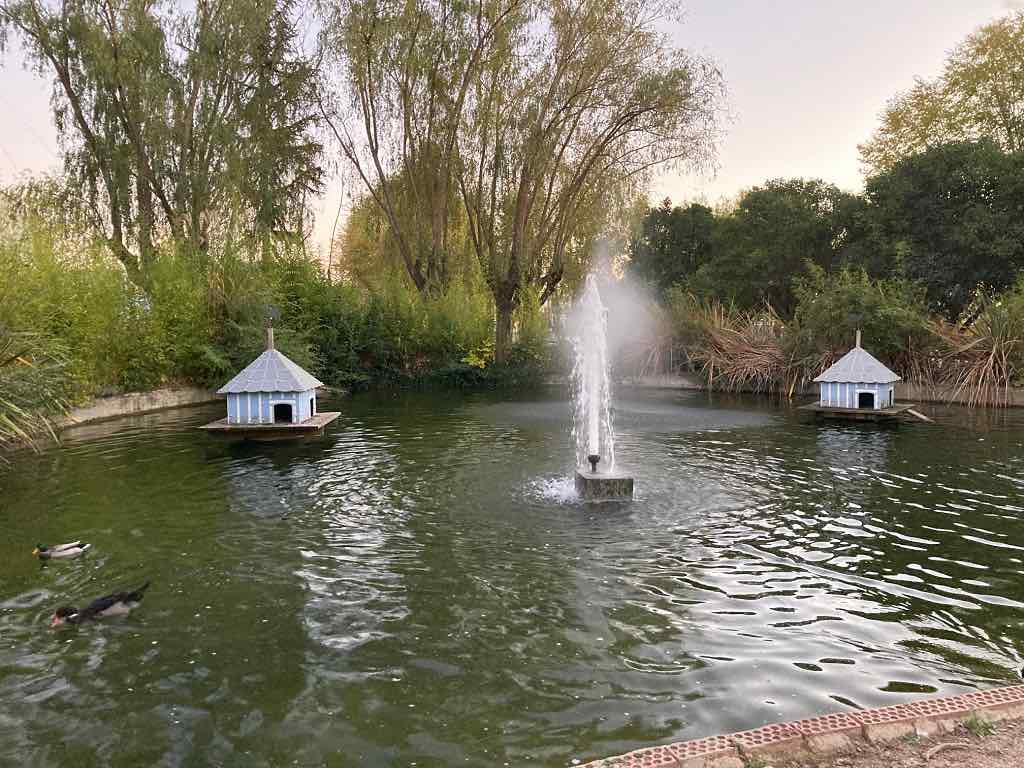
[1, 388, 1023, 767]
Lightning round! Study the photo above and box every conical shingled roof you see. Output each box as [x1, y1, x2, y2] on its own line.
[814, 345, 900, 384]
[217, 349, 323, 394]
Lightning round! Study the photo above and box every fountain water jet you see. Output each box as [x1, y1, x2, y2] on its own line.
[570, 275, 634, 501]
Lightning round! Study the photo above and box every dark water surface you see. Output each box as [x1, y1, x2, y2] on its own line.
[1, 389, 1023, 767]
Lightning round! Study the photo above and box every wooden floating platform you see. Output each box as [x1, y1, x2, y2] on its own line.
[199, 411, 341, 441]
[798, 402, 921, 423]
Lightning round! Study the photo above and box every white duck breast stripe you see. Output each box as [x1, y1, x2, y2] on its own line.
[96, 603, 134, 617]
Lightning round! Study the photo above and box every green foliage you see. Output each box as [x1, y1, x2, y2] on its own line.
[933, 277, 1024, 405]
[461, 342, 493, 370]
[862, 140, 1024, 320]
[510, 287, 552, 370]
[0, 328, 68, 455]
[963, 714, 996, 738]
[790, 264, 933, 370]
[627, 199, 716, 296]
[0, 197, 536, 419]
[687, 179, 862, 316]
[1, 0, 324, 284]
[860, 11, 1024, 172]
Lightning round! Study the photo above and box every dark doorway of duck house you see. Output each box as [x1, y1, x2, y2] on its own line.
[858, 392, 875, 409]
[273, 403, 292, 423]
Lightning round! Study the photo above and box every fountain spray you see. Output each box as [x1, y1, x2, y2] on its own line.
[570, 275, 633, 501]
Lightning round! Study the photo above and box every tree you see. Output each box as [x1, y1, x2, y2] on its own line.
[319, 0, 518, 294]
[689, 179, 858, 316]
[790, 264, 931, 371]
[458, 0, 723, 361]
[862, 140, 1024, 320]
[626, 198, 715, 296]
[860, 12, 1024, 173]
[1, 0, 323, 287]
[333, 187, 481, 292]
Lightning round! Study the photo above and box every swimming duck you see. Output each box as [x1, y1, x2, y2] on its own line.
[50, 581, 151, 627]
[33, 542, 91, 560]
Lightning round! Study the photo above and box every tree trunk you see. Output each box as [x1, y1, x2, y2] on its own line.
[136, 160, 156, 276]
[494, 294, 515, 364]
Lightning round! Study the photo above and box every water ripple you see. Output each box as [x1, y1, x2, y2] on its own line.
[0, 392, 1023, 766]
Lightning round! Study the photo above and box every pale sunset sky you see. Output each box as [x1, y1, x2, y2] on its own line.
[1, 0, 1021, 252]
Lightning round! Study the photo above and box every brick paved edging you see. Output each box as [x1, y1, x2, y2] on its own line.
[579, 685, 1024, 767]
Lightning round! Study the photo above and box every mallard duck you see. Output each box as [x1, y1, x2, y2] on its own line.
[33, 541, 91, 560]
[50, 581, 151, 627]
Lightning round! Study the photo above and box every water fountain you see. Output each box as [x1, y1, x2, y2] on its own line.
[571, 275, 634, 501]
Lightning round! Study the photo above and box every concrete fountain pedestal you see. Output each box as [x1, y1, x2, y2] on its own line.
[575, 454, 633, 501]
[574, 469, 634, 501]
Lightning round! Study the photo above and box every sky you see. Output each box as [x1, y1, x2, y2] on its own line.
[1, 0, 1021, 253]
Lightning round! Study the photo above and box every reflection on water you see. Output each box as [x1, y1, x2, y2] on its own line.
[1, 389, 1023, 766]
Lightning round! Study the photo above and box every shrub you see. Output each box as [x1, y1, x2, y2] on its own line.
[0, 328, 68, 454]
[933, 278, 1024, 406]
[789, 264, 933, 375]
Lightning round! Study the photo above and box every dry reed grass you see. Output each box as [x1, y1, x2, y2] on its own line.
[931, 297, 1024, 407]
[0, 329, 66, 457]
[665, 291, 1023, 406]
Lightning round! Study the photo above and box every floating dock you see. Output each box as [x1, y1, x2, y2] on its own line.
[199, 411, 340, 441]
[798, 402, 927, 423]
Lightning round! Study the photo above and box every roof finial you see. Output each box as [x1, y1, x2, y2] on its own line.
[855, 329, 861, 349]
[263, 304, 280, 351]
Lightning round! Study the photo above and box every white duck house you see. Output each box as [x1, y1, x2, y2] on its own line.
[218, 327, 323, 425]
[813, 332, 901, 411]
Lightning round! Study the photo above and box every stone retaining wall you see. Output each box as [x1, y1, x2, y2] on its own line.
[581, 685, 1024, 767]
[621, 375, 1024, 407]
[62, 387, 221, 428]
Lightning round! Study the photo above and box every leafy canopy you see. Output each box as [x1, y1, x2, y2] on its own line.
[860, 11, 1024, 172]
[1, 0, 324, 285]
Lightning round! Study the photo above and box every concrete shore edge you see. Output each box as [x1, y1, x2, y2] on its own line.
[580, 685, 1024, 767]
[61, 387, 221, 428]
[621, 375, 1024, 407]
[57, 376, 1024, 432]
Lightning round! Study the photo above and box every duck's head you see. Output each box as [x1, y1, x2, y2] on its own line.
[33, 544, 48, 558]
[51, 607, 78, 627]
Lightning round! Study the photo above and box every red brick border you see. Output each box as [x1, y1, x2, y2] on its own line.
[578, 685, 1024, 767]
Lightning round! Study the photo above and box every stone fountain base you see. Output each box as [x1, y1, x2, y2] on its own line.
[575, 469, 634, 501]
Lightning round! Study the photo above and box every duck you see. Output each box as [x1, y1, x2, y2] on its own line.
[33, 541, 91, 560]
[50, 581, 151, 627]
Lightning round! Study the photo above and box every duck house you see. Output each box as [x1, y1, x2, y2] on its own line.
[200, 327, 340, 440]
[799, 332, 921, 422]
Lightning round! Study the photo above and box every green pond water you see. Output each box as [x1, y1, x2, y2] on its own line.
[1, 389, 1023, 767]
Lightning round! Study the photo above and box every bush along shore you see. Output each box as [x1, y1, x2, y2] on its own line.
[0, 209, 554, 456]
[656, 266, 1024, 409]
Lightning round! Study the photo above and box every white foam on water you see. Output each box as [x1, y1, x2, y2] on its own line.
[528, 476, 579, 504]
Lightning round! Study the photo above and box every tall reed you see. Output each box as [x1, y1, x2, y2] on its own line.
[932, 289, 1024, 407]
[0, 329, 67, 456]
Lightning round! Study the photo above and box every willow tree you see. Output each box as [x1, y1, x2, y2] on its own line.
[458, 0, 723, 361]
[320, 0, 522, 293]
[860, 11, 1024, 173]
[1, 0, 323, 286]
